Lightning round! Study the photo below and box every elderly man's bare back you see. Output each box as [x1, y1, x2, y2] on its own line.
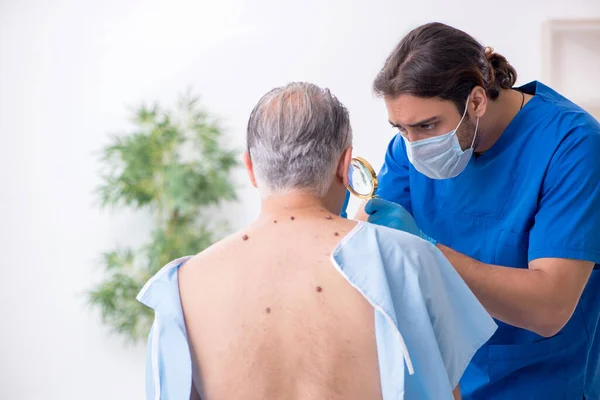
[178, 211, 382, 400]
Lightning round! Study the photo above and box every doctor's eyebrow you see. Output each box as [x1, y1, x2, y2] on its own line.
[389, 116, 439, 129]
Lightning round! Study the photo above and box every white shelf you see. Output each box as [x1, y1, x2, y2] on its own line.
[544, 19, 600, 33]
[542, 19, 600, 120]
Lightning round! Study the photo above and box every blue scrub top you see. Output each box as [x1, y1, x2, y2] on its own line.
[377, 81, 600, 400]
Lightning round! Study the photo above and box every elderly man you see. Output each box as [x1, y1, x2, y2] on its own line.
[137, 82, 496, 400]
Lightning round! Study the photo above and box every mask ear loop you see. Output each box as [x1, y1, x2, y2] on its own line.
[461, 97, 479, 151]
[456, 99, 469, 128]
[470, 117, 479, 150]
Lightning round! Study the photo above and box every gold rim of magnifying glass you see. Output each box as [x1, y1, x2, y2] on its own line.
[347, 156, 378, 200]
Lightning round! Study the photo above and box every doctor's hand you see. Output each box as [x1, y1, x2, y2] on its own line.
[365, 198, 437, 245]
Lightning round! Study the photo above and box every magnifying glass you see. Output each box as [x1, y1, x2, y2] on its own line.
[347, 157, 378, 200]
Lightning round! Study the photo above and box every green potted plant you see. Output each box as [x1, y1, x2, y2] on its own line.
[89, 92, 238, 342]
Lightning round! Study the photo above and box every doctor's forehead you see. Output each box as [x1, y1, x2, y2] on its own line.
[384, 94, 456, 125]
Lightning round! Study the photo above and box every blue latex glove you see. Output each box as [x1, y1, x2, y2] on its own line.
[340, 189, 350, 218]
[365, 198, 437, 245]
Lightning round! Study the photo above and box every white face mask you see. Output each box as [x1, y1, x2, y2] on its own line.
[402, 100, 479, 180]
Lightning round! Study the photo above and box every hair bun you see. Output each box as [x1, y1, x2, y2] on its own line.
[484, 46, 495, 60]
[484, 46, 517, 91]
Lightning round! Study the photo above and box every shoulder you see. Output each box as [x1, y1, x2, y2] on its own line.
[183, 226, 258, 272]
[527, 81, 600, 140]
[553, 128, 600, 171]
[542, 112, 600, 179]
[136, 256, 193, 311]
[136, 230, 245, 309]
[514, 82, 600, 178]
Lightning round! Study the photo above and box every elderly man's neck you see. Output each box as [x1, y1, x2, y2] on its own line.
[259, 191, 338, 220]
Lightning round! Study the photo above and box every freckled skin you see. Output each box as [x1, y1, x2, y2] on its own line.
[178, 216, 381, 400]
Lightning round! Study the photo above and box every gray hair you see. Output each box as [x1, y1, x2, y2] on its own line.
[246, 82, 352, 197]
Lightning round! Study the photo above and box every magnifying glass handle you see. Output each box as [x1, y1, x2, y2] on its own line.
[368, 190, 380, 200]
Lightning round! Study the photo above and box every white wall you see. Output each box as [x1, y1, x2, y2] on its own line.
[1, 0, 598, 399]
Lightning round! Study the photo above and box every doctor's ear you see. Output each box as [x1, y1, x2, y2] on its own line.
[469, 86, 488, 118]
[243, 151, 258, 188]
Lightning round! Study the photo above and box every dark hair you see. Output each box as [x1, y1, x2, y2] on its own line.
[373, 22, 517, 112]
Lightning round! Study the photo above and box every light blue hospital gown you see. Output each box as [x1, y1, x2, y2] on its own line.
[137, 221, 497, 399]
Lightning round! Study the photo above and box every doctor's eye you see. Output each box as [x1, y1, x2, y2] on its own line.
[420, 123, 435, 131]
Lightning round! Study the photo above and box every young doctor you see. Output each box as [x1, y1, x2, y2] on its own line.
[358, 22, 600, 400]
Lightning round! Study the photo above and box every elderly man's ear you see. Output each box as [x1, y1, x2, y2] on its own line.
[337, 147, 353, 187]
[243, 151, 258, 188]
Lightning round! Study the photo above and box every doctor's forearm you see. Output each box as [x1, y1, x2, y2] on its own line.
[436, 244, 565, 337]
